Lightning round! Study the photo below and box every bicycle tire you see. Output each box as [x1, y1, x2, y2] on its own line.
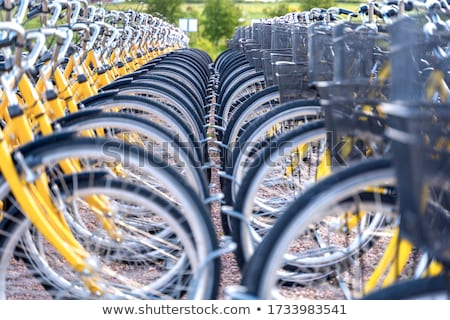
[81, 94, 207, 164]
[242, 158, 404, 299]
[230, 121, 328, 266]
[0, 172, 219, 299]
[225, 102, 323, 203]
[111, 83, 205, 140]
[218, 72, 266, 123]
[14, 132, 217, 249]
[54, 109, 208, 199]
[220, 86, 280, 147]
[218, 66, 257, 100]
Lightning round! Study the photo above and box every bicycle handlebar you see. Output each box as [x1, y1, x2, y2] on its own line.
[24, 30, 46, 70]
[47, 2, 62, 27]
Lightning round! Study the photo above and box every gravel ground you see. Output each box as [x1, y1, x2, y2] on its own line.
[207, 100, 242, 300]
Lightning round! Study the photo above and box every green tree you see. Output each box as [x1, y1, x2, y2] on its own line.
[143, 0, 184, 24]
[202, 0, 242, 47]
[300, 0, 336, 11]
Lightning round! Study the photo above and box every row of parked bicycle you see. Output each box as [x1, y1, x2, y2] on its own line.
[213, 0, 449, 299]
[0, 0, 225, 299]
[0, 0, 447, 300]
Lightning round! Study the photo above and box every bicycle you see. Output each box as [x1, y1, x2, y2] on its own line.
[0, 3, 221, 299]
[227, 0, 448, 299]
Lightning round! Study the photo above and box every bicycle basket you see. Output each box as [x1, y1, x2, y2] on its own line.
[252, 22, 263, 46]
[260, 23, 272, 50]
[382, 102, 450, 265]
[291, 24, 308, 64]
[308, 23, 333, 83]
[271, 23, 292, 50]
[388, 16, 450, 102]
[318, 22, 390, 139]
[274, 61, 310, 103]
[251, 49, 264, 72]
[243, 41, 260, 67]
[262, 49, 292, 86]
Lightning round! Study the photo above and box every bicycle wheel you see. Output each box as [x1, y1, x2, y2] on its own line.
[224, 102, 323, 204]
[217, 59, 250, 85]
[218, 73, 268, 124]
[82, 94, 207, 164]
[12, 133, 219, 261]
[229, 100, 322, 166]
[156, 57, 209, 84]
[143, 68, 206, 104]
[218, 68, 259, 102]
[242, 158, 422, 299]
[151, 64, 207, 94]
[220, 86, 280, 146]
[110, 83, 205, 141]
[215, 52, 246, 75]
[219, 102, 323, 235]
[133, 76, 205, 118]
[230, 121, 328, 266]
[104, 75, 205, 115]
[0, 172, 218, 299]
[54, 109, 208, 199]
[220, 100, 322, 212]
[157, 56, 209, 84]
